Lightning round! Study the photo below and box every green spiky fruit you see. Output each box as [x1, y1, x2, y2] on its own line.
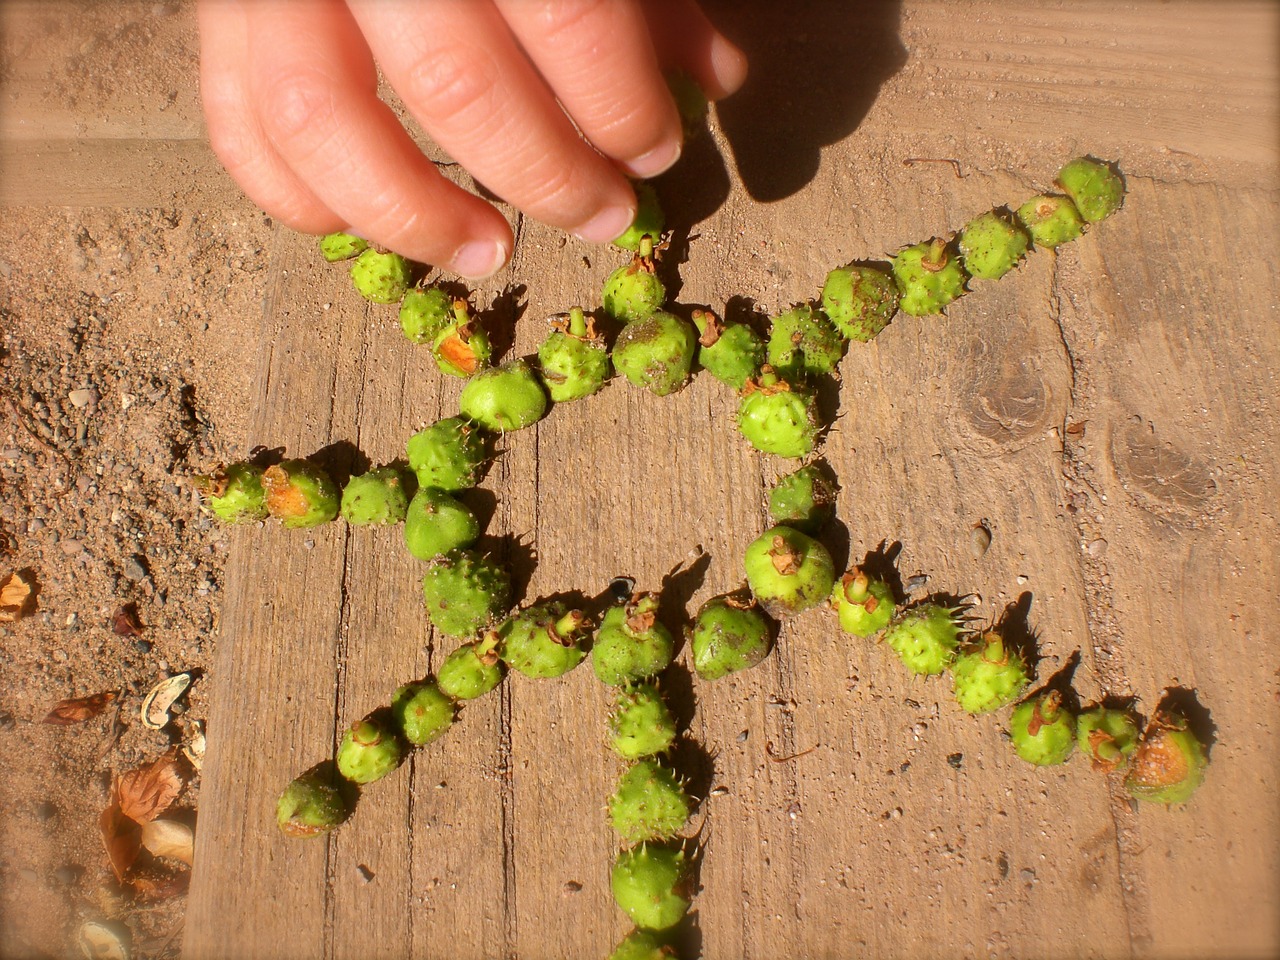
[692, 308, 763, 390]
[612, 310, 698, 397]
[430, 300, 492, 378]
[603, 242, 666, 323]
[820, 263, 900, 341]
[737, 368, 820, 459]
[340, 466, 411, 526]
[744, 526, 836, 619]
[403, 487, 480, 561]
[667, 69, 709, 139]
[608, 760, 693, 844]
[766, 303, 846, 380]
[405, 416, 489, 492]
[958, 211, 1030, 281]
[458, 360, 549, 433]
[593, 594, 675, 686]
[399, 286, 453, 344]
[276, 768, 349, 838]
[1016, 195, 1084, 249]
[951, 631, 1030, 714]
[687, 591, 773, 680]
[609, 683, 678, 760]
[336, 714, 405, 784]
[1008, 691, 1076, 766]
[1076, 705, 1141, 772]
[768, 463, 837, 535]
[537, 307, 611, 402]
[390, 681, 455, 747]
[436, 634, 505, 700]
[319, 231, 367, 263]
[1056, 157, 1125, 223]
[892, 237, 968, 316]
[613, 182, 665, 252]
[261, 459, 340, 528]
[608, 929, 674, 960]
[199, 461, 268, 523]
[612, 845, 690, 931]
[350, 248, 411, 304]
[882, 603, 965, 676]
[1125, 710, 1207, 805]
[420, 549, 512, 638]
[496, 602, 590, 679]
[829, 569, 895, 637]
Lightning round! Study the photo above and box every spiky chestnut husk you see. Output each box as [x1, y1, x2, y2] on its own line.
[262, 459, 340, 528]
[613, 182, 665, 252]
[821, 263, 900, 341]
[687, 591, 773, 680]
[336, 714, 405, 784]
[737, 368, 820, 459]
[536, 307, 611, 402]
[1056, 157, 1125, 223]
[603, 240, 666, 323]
[892, 237, 968, 316]
[611, 845, 690, 932]
[459, 359, 549, 433]
[608, 929, 675, 960]
[1016, 195, 1084, 249]
[692, 308, 763, 390]
[765, 303, 846, 380]
[608, 759, 693, 844]
[399, 286, 453, 344]
[958, 211, 1030, 281]
[406, 416, 489, 492]
[1008, 691, 1076, 766]
[420, 549, 512, 638]
[436, 634, 505, 700]
[744, 526, 836, 619]
[319, 231, 367, 263]
[198, 461, 268, 523]
[431, 299, 492, 378]
[1076, 705, 1141, 772]
[882, 603, 966, 676]
[340, 465, 411, 526]
[593, 593, 676, 686]
[1124, 710, 1207, 805]
[612, 310, 698, 397]
[609, 683, 678, 759]
[768, 463, 838, 535]
[350, 248, 411, 304]
[829, 569, 895, 638]
[390, 680, 455, 747]
[496, 602, 590, 679]
[403, 487, 480, 561]
[276, 768, 349, 837]
[951, 630, 1030, 714]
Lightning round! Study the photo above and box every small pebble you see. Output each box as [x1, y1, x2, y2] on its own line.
[123, 555, 148, 581]
[68, 388, 98, 409]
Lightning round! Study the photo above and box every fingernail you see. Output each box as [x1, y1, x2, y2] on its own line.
[710, 34, 748, 98]
[573, 204, 637, 245]
[451, 239, 508, 279]
[624, 139, 682, 179]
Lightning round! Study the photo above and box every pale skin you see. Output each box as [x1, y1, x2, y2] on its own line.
[198, 0, 748, 279]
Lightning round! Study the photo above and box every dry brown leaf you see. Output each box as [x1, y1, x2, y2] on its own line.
[111, 603, 145, 637]
[128, 864, 190, 901]
[99, 801, 142, 882]
[0, 570, 35, 621]
[140, 818, 194, 866]
[115, 749, 185, 824]
[43, 690, 118, 726]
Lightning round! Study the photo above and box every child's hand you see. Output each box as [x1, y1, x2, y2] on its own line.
[198, 0, 747, 278]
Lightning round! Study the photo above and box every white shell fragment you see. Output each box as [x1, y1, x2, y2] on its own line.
[140, 818, 195, 866]
[77, 920, 131, 960]
[182, 719, 206, 771]
[140, 673, 192, 730]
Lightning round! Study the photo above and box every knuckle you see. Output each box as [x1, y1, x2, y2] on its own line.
[259, 69, 337, 145]
[405, 44, 496, 119]
[530, 0, 610, 48]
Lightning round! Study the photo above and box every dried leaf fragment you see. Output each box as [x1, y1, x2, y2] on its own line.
[0, 570, 35, 621]
[111, 603, 145, 637]
[140, 818, 194, 866]
[115, 749, 185, 824]
[140, 673, 191, 730]
[99, 802, 142, 882]
[44, 690, 118, 726]
[181, 719, 206, 771]
[128, 864, 190, 900]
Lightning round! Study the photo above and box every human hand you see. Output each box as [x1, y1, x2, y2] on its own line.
[198, 0, 747, 279]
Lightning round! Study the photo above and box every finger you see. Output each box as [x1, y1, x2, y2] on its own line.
[493, 0, 682, 179]
[197, 0, 342, 234]
[643, 0, 748, 101]
[347, 0, 638, 245]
